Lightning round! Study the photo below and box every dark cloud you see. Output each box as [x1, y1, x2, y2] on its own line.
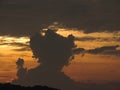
[73, 48, 85, 54]
[0, 0, 120, 36]
[87, 45, 120, 56]
[12, 29, 81, 90]
[16, 58, 27, 79]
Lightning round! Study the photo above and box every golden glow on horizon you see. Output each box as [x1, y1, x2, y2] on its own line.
[0, 29, 120, 83]
[57, 29, 84, 37]
[57, 29, 120, 49]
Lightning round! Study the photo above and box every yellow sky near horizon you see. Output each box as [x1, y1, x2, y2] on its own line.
[0, 29, 120, 83]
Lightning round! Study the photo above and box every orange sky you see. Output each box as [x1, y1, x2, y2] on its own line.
[0, 29, 120, 83]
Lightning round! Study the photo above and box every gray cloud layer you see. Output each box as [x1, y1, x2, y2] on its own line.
[0, 0, 120, 36]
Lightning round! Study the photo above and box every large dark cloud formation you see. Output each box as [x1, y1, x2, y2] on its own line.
[12, 29, 81, 90]
[0, 0, 120, 36]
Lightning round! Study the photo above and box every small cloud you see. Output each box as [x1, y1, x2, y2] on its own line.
[73, 48, 85, 54]
[75, 36, 96, 41]
[13, 47, 30, 51]
[87, 45, 120, 56]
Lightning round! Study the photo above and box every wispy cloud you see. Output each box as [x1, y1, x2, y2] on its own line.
[87, 45, 120, 56]
[0, 42, 28, 47]
[75, 36, 120, 42]
[13, 47, 30, 51]
[0, 36, 30, 52]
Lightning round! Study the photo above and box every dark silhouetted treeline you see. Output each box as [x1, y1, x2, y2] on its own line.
[0, 83, 59, 90]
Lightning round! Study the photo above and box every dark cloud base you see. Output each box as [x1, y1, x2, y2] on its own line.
[0, 0, 120, 36]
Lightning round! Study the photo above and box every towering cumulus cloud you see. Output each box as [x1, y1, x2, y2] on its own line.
[12, 29, 80, 90]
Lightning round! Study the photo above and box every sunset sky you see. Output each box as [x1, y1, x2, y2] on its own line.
[0, 0, 120, 83]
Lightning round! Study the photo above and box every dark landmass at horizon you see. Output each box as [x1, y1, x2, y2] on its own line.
[0, 83, 59, 90]
[1, 82, 120, 90]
